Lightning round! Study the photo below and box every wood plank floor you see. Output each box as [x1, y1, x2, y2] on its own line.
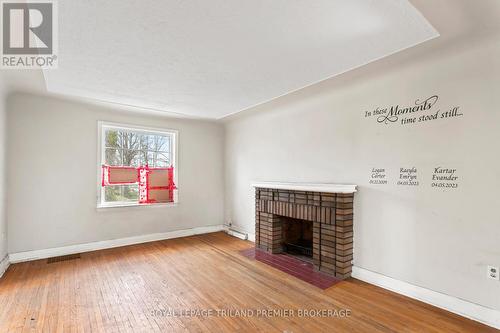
[0, 232, 496, 333]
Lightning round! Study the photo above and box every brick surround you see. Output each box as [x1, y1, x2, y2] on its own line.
[255, 188, 354, 279]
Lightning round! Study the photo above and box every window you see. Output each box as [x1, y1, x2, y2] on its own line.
[98, 122, 177, 207]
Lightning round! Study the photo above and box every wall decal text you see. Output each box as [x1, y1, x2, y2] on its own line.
[369, 168, 387, 185]
[397, 167, 419, 186]
[431, 167, 459, 189]
[364, 95, 463, 126]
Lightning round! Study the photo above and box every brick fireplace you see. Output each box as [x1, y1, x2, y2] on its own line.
[254, 183, 356, 279]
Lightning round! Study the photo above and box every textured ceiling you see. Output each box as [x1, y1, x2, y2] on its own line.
[43, 0, 438, 119]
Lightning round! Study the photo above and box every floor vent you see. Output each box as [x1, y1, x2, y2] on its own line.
[47, 253, 81, 264]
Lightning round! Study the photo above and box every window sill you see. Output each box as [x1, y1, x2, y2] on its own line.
[97, 202, 178, 210]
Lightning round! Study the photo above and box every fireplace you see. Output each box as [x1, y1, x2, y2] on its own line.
[253, 183, 356, 279]
[282, 217, 313, 259]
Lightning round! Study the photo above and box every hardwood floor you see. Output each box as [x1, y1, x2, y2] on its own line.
[0, 232, 496, 332]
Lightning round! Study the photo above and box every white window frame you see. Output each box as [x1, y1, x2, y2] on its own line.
[97, 121, 179, 208]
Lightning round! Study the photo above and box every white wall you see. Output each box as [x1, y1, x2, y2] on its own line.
[224, 2, 500, 312]
[7, 93, 224, 253]
[0, 81, 7, 265]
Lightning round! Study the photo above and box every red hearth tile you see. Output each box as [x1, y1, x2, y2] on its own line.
[240, 248, 340, 289]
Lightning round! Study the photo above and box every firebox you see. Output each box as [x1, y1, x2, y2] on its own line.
[282, 217, 313, 259]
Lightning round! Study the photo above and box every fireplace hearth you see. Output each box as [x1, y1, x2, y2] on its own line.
[253, 182, 356, 279]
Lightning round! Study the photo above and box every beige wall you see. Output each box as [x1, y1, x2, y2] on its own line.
[0, 82, 7, 263]
[7, 93, 225, 253]
[224, 7, 500, 311]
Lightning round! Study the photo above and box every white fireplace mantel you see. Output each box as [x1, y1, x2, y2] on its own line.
[252, 182, 357, 194]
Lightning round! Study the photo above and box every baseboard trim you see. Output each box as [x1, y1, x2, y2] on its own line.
[352, 266, 500, 330]
[0, 254, 9, 278]
[9, 224, 224, 264]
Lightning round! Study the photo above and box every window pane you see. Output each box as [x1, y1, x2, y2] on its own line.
[142, 151, 154, 167]
[139, 134, 149, 151]
[148, 152, 161, 167]
[155, 152, 170, 167]
[104, 185, 139, 202]
[122, 149, 141, 167]
[105, 130, 119, 148]
[104, 185, 122, 202]
[118, 131, 142, 150]
[156, 135, 170, 152]
[122, 185, 139, 201]
[137, 151, 171, 168]
[145, 134, 170, 152]
[105, 148, 122, 166]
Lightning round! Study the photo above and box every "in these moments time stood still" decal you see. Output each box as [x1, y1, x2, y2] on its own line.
[364, 95, 462, 126]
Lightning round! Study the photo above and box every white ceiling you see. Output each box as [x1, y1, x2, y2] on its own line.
[43, 0, 438, 119]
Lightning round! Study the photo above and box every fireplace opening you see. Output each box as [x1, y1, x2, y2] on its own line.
[282, 217, 313, 262]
